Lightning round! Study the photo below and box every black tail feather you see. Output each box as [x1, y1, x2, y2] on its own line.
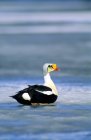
[9, 95, 16, 99]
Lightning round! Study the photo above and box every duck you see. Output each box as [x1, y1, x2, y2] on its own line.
[10, 63, 59, 105]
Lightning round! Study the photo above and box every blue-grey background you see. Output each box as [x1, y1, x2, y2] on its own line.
[0, 1, 91, 140]
[0, 0, 91, 78]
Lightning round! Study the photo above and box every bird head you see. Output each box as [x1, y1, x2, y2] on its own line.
[43, 63, 59, 75]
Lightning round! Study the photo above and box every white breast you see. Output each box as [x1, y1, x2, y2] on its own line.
[22, 93, 31, 101]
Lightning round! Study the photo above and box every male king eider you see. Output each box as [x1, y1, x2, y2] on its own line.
[11, 63, 59, 105]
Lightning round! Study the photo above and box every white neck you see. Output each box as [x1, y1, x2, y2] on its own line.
[44, 73, 58, 96]
[44, 73, 51, 84]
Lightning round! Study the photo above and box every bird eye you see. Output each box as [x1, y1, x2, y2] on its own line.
[48, 65, 51, 68]
[48, 65, 53, 68]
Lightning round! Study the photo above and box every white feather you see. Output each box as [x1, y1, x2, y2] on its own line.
[22, 93, 31, 101]
[36, 90, 53, 95]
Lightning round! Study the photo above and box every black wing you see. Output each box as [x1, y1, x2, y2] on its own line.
[28, 85, 52, 92]
[28, 85, 57, 103]
[17, 84, 52, 95]
[31, 89, 57, 104]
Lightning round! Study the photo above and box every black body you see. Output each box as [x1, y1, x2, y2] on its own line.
[11, 85, 58, 105]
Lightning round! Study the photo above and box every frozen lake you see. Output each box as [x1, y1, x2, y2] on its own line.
[0, 77, 91, 140]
